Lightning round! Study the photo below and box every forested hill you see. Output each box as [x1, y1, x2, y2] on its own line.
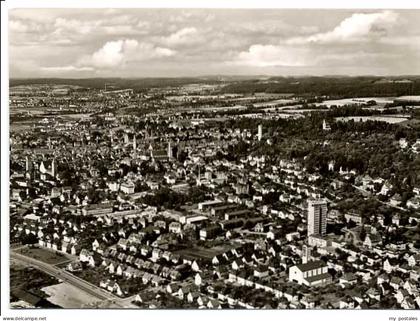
[9, 76, 420, 97]
[220, 76, 420, 97]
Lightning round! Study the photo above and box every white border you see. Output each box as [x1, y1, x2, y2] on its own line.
[2, 1, 420, 321]
[1, 0, 11, 316]
[3, 0, 420, 9]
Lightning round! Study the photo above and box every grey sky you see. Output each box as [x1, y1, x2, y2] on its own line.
[9, 8, 420, 78]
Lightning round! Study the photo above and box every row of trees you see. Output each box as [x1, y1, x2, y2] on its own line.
[221, 76, 420, 96]
[140, 186, 210, 210]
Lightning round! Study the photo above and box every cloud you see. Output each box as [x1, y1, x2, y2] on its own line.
[163, 27, 200, 46]
[233, 44, 400, 69]
[235, 44, 308, 67]
[89, 40, 128, 68]
[40, 65, 94, 73]
[24, 16, 152, 44]
[8, 9, 420, 77]
[230, 20, 297, 37]
[79, 39, 176, 69]
[9, 20, 30, 33]
[137, 20, 151, 29]
[9, 18, 46, 36]
[289, 11, 398, 44]
[54, 17, 100, 35]
[232, 11, 401, 69]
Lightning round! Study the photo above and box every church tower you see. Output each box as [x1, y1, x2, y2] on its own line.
[25, 155, 30, 172]
[196, 167, 201, 186]
[25, 156, 32, 180]
[51, 158, 56, 178]
[167, 141, 173, 158]
[302, 244, 312, 264]
[148, 144, 154, 158]
[322, 119, 331, 131]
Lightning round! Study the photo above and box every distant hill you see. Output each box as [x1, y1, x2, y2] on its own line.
[9, 77, 222, 91]
[9, 76, 420, 97]
[220, 76, 420, 97]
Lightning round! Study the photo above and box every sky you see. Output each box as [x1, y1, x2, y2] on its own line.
[8, 8, 420, 78]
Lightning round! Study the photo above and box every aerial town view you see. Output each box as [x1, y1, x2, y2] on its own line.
[7, 8, 420, 310]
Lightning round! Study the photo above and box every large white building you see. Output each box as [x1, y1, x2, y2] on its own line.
[307, 199, 328, 237]
[121, 181, 135, 194]
[289, 260, 331, 287]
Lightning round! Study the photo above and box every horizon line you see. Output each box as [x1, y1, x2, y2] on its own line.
[9, 75, 420, 80]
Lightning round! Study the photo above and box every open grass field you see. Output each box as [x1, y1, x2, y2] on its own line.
[10, 261, 60, 291]
[16, 246, 71, 265]
[335, 115, 410, 124]
[175, 244, 238, 261]
[42, 282, 100, 308]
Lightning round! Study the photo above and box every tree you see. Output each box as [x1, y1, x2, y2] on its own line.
[347, 219, 357, 229]
[359, 225, 367, 242]
[135, 181, 148, 193]
[21, 233, 38, 245]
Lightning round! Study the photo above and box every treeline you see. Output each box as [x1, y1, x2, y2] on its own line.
[11, 76, 420, 97]
[221, 76, 420, 97]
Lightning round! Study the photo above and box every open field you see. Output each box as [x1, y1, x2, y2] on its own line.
[42, 282, 101, 308]
[10, 261, 59, 291]
[395, 95, 420, 102]
[16, 246, 72, 265]
[10, 122, 34, 133]
[316, 97, 395, 107]
[175, 244, 238, 261]
[335, 115, 411, 124]
[198, 105, 247, 111]
[253, 99, 297, 108]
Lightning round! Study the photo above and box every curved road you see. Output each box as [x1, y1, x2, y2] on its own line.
[11, 251, 117, 302]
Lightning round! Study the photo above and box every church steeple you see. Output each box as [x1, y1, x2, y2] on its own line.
[25, 155, 30, 172]
[148, 143, 154, 158]
[196, 167, 201, 186]
[51, 158, 56, 178]
[25, 155, 32, 180]
[167, 141, 173, 158]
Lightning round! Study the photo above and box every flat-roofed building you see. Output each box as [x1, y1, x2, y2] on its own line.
[210, 204, 238, 217]
[224, 209, 250, 221]
[198, 199, 223, 211]
[121, 181, 135, 194]
[307, 199, 328, 237]
[82, 203, 113, 216]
